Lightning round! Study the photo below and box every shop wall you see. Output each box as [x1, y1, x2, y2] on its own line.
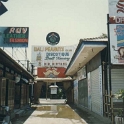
[0, 78, 6, 107]
[63, 81, 73, 103]
[87, 53, 101, 73]
[34, 81, 44, 103]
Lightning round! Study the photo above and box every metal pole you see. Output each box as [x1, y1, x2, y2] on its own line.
[46, 82, 47, 100]
[31, 83, 33, 96]
[107, 14, 112, 96]
[107, 14, 113, 122]
[12, 47, 13, 58]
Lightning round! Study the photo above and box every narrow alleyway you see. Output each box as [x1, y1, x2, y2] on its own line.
[11, 103, 112, 124]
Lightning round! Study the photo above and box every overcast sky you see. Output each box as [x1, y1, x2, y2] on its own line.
[0, 0, 108, 60]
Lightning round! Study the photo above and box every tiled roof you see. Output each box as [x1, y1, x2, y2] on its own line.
[80, 36, 108, 42]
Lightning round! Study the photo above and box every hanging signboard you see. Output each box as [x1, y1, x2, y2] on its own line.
[0, 27, 29, 47]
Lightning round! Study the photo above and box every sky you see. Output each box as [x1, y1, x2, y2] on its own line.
[0, 0, 109, 61]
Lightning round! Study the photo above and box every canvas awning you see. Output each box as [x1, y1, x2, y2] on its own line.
[35, 76, 73, 83]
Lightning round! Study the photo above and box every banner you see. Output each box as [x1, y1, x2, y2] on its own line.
[0, 27, 29, 47]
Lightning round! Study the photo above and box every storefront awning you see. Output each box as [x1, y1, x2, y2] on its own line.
[65, 40, 107, 75]
[35, 76, 73, 83]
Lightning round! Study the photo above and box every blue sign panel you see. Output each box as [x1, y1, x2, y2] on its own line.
[0, 27, 29, 47]
[0, 2, 8, 16]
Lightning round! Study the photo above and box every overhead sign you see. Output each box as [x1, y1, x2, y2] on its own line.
[46, 32, 60, 45]
[31, 45, 76, 68]
[0, 27, 29, 47]
[109, 0, 124, 24]
[37, 67, 66, 78]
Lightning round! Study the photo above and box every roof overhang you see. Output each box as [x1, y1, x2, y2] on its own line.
[35, 76, 73, 83]
[0, 48, 34, 79]
[65, 41, 107, 76]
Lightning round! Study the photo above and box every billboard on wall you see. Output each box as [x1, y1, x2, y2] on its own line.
[109, 0, 124, 64]
[110, 25, 124, 64]
[31, 45, 75, 68]
[0, 27, 29, 47]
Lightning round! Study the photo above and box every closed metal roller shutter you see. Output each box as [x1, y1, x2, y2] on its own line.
[78, 78, 88, 108]
[111, 69, 124, 102]
[91, 66, 103, 115]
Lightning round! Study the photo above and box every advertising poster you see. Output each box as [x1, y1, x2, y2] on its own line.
[0, 27, 29, 47]
[109, 0, 124, 64]
[110, 24, 124, 64]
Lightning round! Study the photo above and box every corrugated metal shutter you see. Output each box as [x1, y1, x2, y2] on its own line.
[111, 69, 124, 102]
[78, 78, 88, 108]
[91, 66, 103, 115]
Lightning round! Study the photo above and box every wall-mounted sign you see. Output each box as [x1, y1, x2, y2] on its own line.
[0, 27, 29, 47]
[46, 32, 60, 45]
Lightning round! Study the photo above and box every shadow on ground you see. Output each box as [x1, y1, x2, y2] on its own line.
[69, 104, 112, 124]
[11, 107, 36, 124]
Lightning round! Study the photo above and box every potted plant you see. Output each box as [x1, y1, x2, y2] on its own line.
[114, 89, 124, 124]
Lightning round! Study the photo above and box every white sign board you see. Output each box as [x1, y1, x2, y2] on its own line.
[31, 45, 76, 68]
[51, 87, 57, 94]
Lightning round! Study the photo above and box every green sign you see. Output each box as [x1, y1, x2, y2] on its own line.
[46, 32, 60, 45]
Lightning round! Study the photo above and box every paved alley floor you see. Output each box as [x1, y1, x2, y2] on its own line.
[11, 104, 112, 124]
